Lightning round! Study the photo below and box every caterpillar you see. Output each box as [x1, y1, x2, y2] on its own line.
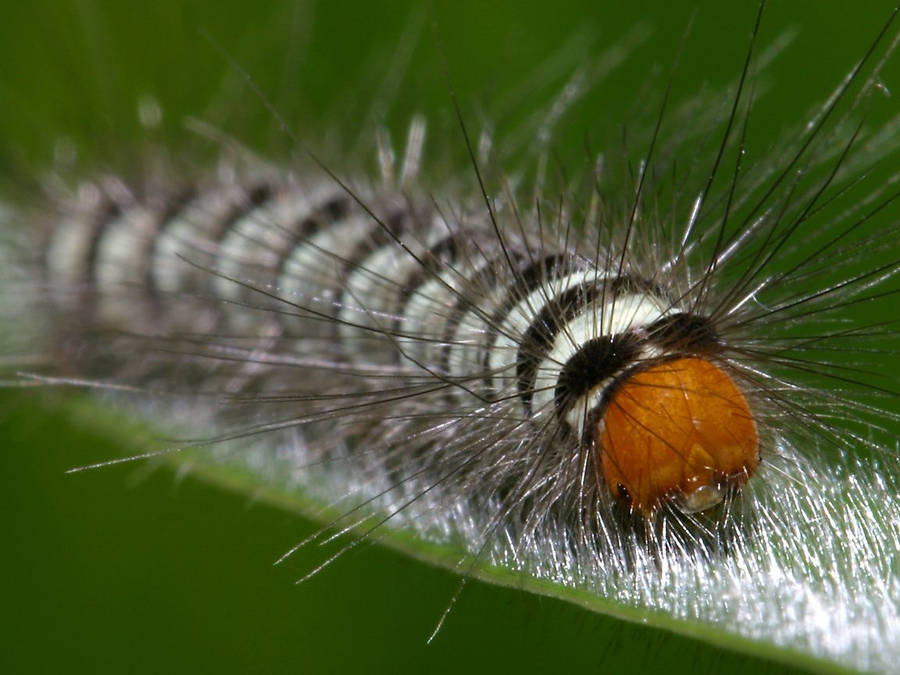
[2, 1, 899, 673]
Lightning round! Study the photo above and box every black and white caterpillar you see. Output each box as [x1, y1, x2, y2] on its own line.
[3, 2, 900, 672]
[43, 162, 757, 520]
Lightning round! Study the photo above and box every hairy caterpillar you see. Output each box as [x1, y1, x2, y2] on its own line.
[1, 1, 889, 675]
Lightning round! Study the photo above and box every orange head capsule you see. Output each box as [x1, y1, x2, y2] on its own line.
[594, 357, 758, 515]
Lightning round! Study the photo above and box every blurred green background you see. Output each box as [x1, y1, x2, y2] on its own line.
[0, 1, 896, 673]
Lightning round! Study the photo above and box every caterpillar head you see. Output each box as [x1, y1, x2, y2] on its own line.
[594, 357, 759, 516]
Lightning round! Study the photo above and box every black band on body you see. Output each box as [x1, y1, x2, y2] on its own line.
[147, 181, 273, 293]
[514, 274, 663, 413]
[644, 312, 720, 352]
[390, 233, 461, 356]
[275, 193, 352, 282]
[436, 246, 529, 379]
[143, 187, 198, 295]
[332, 207, 411, 331]
[81, 200, 123, 287]
[552, 334, 641, 420]
[480, 253, 569, 390]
